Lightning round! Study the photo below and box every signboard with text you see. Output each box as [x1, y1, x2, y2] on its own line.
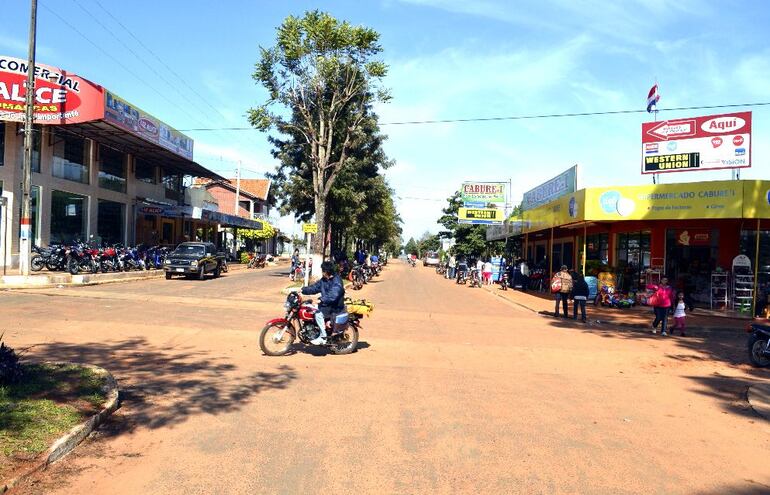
[0, 55, 105, 125]
[302, 223, 318, 234]
[460, 182, 505, 207]
[522, 165, 577, 210]
[641, 111, 751, 174]
[104, 90, 194, 160]
[458, 207, 503, 225]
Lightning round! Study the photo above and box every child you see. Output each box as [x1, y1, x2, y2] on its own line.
[673, 292, 687, 336]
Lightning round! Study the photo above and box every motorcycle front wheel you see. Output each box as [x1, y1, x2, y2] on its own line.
[260, 322, 295, 356]
[30, 255, 45, 272]
[329, 326, 359, 355]
[748, 334, 770, 367]
[68, 259, 80, 275]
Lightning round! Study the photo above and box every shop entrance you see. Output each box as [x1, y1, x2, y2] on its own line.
[666, 228, 719, 305]
[161, 219, 174, 245]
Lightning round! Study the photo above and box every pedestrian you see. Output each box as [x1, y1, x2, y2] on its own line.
[520, 259, 530, 292]
[650, 277, 674, 335]
[672, 292, 687, 336]
[448, 253, 456, 280]
[551, 265, 573, 318]
[483, 259, 493, 285]
[476, 257, 484, 284]
[572, 272, 589, 322]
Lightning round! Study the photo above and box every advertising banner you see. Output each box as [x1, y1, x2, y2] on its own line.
[0, 55, 104, 125]
[522, 189, 585, 233]
[584, 181, 743, 220]
[486, 220, 523, 241]
[104, 90, 193, 160]
[460, 182, 505, 207]
[458, 207, 504, 225]
[641, 111, 751, 174]
[742, 180, 770, 219]
[522, 165, 577, 211]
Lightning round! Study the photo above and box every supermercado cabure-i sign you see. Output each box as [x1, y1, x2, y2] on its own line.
[0, 55, 104, 125]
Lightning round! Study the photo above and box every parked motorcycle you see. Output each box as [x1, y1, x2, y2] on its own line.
[748, 322, 770, 367]
[468, 268, 482, 288]
[456, 267, 468, 285]
[66, 243, 98, 275]
[500, 271, 509, 291]
[259, 291, 360, 356]
[349, 264, 366, 290]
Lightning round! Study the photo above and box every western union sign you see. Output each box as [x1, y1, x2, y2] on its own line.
[458, 207, 504, 225]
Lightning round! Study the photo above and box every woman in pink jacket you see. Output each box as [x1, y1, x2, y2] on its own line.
[651, 277, 675, 336]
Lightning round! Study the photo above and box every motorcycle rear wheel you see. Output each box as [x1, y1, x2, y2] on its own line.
[260, 322, 295, 356]
[30, 255, 45, 272]
[748, 335, 770, 367]
[329, 327, 358, 355]
[68, 259, 80, 275]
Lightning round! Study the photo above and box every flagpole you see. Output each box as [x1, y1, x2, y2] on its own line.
[653, 78, 659, 185]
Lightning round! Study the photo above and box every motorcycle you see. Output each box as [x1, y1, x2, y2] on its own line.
[499, 271, 509, 291]
[408, 257, 416, 268]
[259, 291, 360, 356]
[66, 243, 98, 275]
[436, 262, 447, 276]
[349, 264, 366, 290]
[748, 322, 770, 367]
[468, 268, 481, 288]
[456, 266, 468, 285]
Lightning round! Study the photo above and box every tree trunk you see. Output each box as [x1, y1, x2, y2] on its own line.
[313, 196, 326, 255]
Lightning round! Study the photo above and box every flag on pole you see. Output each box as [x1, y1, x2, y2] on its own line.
[646, 84, 660, 113]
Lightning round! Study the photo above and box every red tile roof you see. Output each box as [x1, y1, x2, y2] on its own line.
[192, 177, 271, 201]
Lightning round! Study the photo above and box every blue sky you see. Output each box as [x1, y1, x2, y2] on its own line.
[3, 0, 770, 241]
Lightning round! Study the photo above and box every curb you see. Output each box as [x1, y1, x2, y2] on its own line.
[1, 363, 120, 494]
[0, 270, 165, 290]
[748, 383, 770, 420]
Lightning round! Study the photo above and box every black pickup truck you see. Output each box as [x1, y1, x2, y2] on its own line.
[164, 242, 225, 280]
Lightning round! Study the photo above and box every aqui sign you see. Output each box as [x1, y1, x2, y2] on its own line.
[641, 111, 752, 174]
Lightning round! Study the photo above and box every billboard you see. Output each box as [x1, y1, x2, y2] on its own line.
[458, 207, 504, 225]
[104, 91, 194, 160]
[641, 111, 751, 174]
[0, 55, 105, 125]
[460, 182, 505, 207]
[486, 220, 523, 241]
[522, 165, 577, 210]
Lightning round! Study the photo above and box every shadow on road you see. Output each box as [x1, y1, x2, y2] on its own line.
[543, 315, 770, 417]
[25, 338, 297, 434]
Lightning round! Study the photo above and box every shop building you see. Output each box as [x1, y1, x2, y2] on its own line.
[0, 55, 264, 270]
[518, 179, 770, 314]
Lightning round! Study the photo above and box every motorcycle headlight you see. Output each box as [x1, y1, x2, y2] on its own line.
[190, 261, 198, 267]
[284, 301, 291, 309]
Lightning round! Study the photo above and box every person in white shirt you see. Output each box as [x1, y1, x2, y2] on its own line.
[483, 260, 493, 285]
[672, 292, 687, 336]
[476, 258, 484, 284]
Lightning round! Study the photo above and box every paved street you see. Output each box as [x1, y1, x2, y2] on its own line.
[3, 262, 770, 494]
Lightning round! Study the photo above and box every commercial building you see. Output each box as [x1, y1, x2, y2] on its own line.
[0, 55, 264, 269]
[517, 179, 770, 314]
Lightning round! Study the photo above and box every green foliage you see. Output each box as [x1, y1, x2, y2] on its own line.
[238, 224, 276, 241]
[404, 237, 419, 256]
[249, 10, 391, 253]
[240, 251, 251, 265]
[0, 336, 22, 386]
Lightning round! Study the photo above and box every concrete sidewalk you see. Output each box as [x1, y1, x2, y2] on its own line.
[478, 281, 753, 333]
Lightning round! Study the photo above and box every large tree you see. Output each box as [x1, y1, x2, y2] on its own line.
[249, 11, 389, 254]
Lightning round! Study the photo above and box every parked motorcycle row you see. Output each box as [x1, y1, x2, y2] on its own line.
[343, 258, 385, 290]
[31, 243, 169, 275]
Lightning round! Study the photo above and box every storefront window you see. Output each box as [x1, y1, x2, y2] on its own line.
[98, 145, 127, 193]
[18, 186, 40, 245]
[135, 158, 157, 184]
[162, 169, 183, 201]
[51, 190, 87, 244]
[52, 130, 89, 184]
[666, 228, 719, 305]
[615, 231, 651, 292]
[16, 124, 42, 173]
[586, 233, 609, 263]
[740, 230, 770, 316]
[97, 199, 125, 245]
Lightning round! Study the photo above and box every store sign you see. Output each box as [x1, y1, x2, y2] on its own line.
[522, 165, 577, 210]
[641, 111, 752, 174]
[302, 223, 318, 234]
[521, 190, 586, 234]
[461, 182, 505, 207]
[104, 90, 193, 160]
[584, 181, 743, 221]
[458, 207, 503, 225]
[486, 220, 523, 241]
[742, 180, 770, 219]
[675, 229, 711, 246]
[0, 55, 105, 125]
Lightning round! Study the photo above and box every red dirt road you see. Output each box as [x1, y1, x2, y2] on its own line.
[2, 262, 769, 494]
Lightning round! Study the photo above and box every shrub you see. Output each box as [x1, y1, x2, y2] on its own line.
[239, 251, 251, 264]
[0, 335, 23, 385]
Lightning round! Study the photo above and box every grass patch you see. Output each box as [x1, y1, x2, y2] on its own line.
[0, 364, 107, 458]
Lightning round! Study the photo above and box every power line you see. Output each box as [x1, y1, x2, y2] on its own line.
[39, 1, 208, 129]
[173, 101, 770, 131]
[89, 0, 231, 122]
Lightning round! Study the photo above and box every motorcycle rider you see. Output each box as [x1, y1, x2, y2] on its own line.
[301, 261, 346, 345]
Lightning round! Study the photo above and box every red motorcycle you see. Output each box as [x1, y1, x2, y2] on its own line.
[259, 291, 360, 356]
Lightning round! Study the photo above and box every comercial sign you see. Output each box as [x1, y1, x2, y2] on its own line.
[458, 207, 504, 225]
[486, 220, 523, 241]
[302, 223, 318, 234]
[460, 182, 505, 207]
[522, 165, 577, 210]
[104, 90, 193, 160]
[641, 112, 751, 174]
[0, 55, 104, 125]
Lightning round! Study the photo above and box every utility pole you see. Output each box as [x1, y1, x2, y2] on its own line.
[234, 160, 241, 216]
[19, 0, 38, 276]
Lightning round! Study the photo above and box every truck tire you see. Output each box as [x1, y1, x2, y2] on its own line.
[213, 263, 221, 278]
[198, 266, 205, 280]
[165, 272, 172, 280]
